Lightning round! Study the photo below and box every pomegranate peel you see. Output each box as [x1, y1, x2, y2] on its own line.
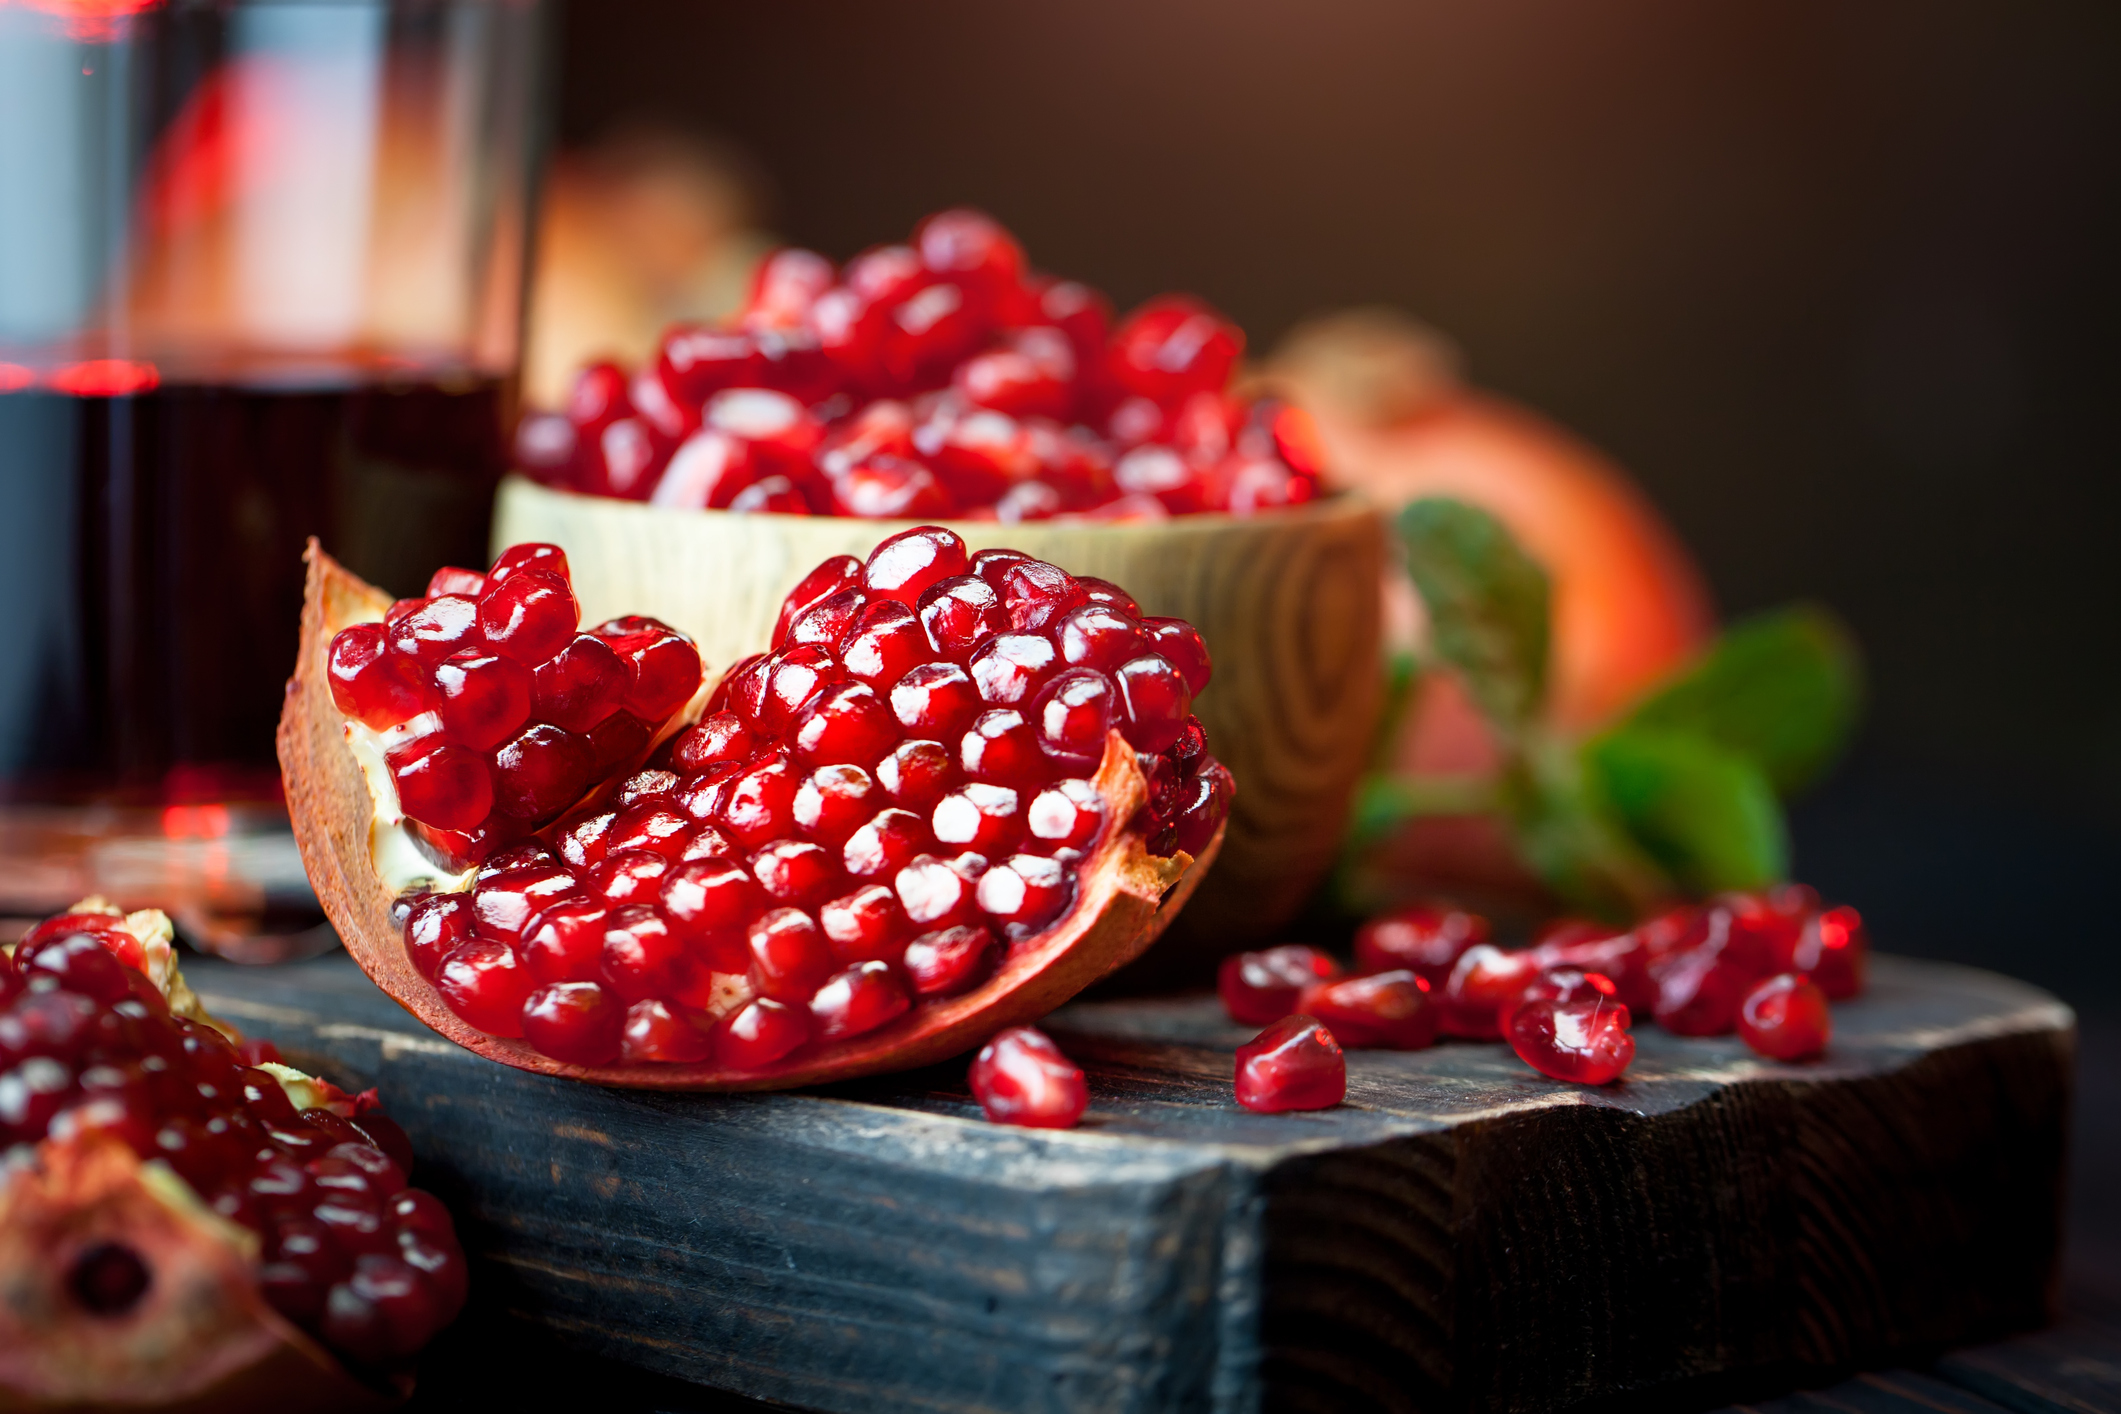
[281, 541, 1225, 1090]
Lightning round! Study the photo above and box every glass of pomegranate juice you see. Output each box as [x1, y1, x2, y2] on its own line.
[0, 0, 547, 956]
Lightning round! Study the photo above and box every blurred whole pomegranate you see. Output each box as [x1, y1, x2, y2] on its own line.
[1267, 310, 1715, 898]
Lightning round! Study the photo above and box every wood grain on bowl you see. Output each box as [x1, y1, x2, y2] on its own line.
[492, 475, 1388, 972]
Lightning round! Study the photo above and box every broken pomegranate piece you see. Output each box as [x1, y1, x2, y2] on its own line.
[328, 542, 703, 873]
[969, 1025, 1088, 1129]
[284, 528, 1229, 1089]
[0, 901, 466, 1396]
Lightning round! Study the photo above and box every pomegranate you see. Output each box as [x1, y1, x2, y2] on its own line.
[520, 209, 1322, 521]
[283, 528, 1230, 1089]
[1737, 972, 1832, 1061]
[1234, 1014, 1346, 1113]
[1216, 944, 1341, 1026]
[0, 900, 466, 1405]
[968, 1026, 1088, 1129]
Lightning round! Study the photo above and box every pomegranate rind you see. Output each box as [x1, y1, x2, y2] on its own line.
[282, 541, 1224, 1090]
[0, 1133, 393, 1414]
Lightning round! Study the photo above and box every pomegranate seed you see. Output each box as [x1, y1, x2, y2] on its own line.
[715, 997, 809, 1069]
[427, 566, 485, 598]
[586, 712, 652, 775]
[657, 325, 759, 404]
[1650, 907, 1774, 1037]
[747, 907, 834, 1002]
[470, 862, 579, 944]
[809, 961, 910, 1040]
[1141, 618, 1212, 696]
[401, 893, 476, 979]
[665, 712, 758, 774]
[840, 599, 932, 688]
[1055, 605, 1147, 673]
[772, 556, 864, 648]
[1109, 295, 1243, 405]
[932, 784, 1023, 858]
[894, 854, 981, 930]
[959, 709, 1046, 786]
[489, 543, 571, 588]
[530, 635, 629, 733]
[1025, 778, 1104, 852]
[520, 981, 624, 1065]
[819, 885, 908, 965]
[604, 801, 691, 859]
[591, 620, 702, 722]
[1169, 761, 1233, 856]
[863, 525, 970, 606]
[329, 625, 435, 729]
[387, 595, 481, 666]
[1029, 669, 1117, 771]
[1296, 971, 1436, 1051]
[794, 682, 899, 765]
[975, 853, 1071, 935]
[875, 738, 959, 812]
[600, 907, 689, 1001]
[1791, 904, 1868, 1000]
[969, 1027, 1086, 1128]
[585, 848, 674, 907]
[490, 724, 592, 822]
[719, 754, 801, 847]
[997, 560, 1088, 633]
[1440, 945, 1544, 1039]
[1354, 905, 1492, 984]
[477, 572, 578, 666]
[1737, 973, 1831, 1061]
[1507, 995, 1635, 1085]
[915, 209, 1025, 294]
[19, 933, 134, 1004]
[435, 939, 534, 1037]
[387, 740, 494, 833]
[902, 925, 997, 997]
[1235, 1014, 1345, 1113]
[1113, 654, 1191, 753]
[660, 855, 759, 946]
[917, 575, 1008, 660]
[831, 455, 957, 518]
[891, 661, 981, 738]
[843, 808, 931, 880]
[520, 898, 611, 983]
[431, 651, 532, 751]
[750, 839, 842, 908]
[736, 645, 841, 734]
[1531, 932, 1655, 1012]
[787, 588, 867, 650]
[1498, 968, 1617, 1034]
[1075, 578, 1140, 615]
[621, 999, 715, 1064]
[746, 248, 836, 329]
[1217, 945, 1342, 1026]
[792, 764, 881, 846]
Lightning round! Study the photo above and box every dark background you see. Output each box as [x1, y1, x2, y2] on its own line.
[552, 0, 2121, 1320]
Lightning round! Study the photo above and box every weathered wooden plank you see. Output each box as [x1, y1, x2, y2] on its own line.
[1936, 1320, 2121, 1414]
[189, 953, 2072, 1414]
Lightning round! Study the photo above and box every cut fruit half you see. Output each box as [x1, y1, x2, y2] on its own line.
[281, 529, 1228, 1089]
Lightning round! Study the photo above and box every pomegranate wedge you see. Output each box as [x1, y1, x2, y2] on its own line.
[281, 529, 1227, 1089]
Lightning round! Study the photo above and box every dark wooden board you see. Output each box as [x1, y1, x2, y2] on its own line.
[187, 953, 2073, 1414]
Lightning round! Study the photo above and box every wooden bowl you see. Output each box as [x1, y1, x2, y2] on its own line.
[492, 475, 1386, 972]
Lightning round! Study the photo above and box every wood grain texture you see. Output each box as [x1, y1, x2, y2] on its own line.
[491, 476, 1387, 966]
[191, 953, 2071, 1414]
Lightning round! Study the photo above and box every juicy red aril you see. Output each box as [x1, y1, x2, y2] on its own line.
[586, 848, 673, 906]
[20, 933, 135, 1005]
[1113, 654, 1191, 753]
[1440, 945, 1544, 1039]
[587, 712, 652, 775]
[491, 724, 593, 822]
[832, 455, 956, 518]
[1737, 973, 1831, 1061]
[1793, 904, 1868, 1000]
[895, 853, 981, 930]
[819, 885, 907, 964]
[1297, 970, 1436, 1050]
[975, 853, 1070, 936]
[531, 635, 629, 733]
[388, 739, 494, 833]
[1356, 905, 1492, 984]
[1170, 762, 1233, 857]
[918, 575, 1007, 660]
[477, 572, 577, 665]
[660, 858, 759, 950]
[916, 208, 1025, 295]
[794, 682, 898, 765]
[876, 738, 958, 812]
[520, 898, 611, 982]
[402, 894, 477, 979]
[665, 712, 757, 773]
[1499, 968, 1617, 1034]
[432, 651, 532, 751]
[863, 525, 970, 606]
[592, 618, 703, 721]
[969, 633, 1058, 706]
[1141, 618, 1212, 696]
[521, 981, 624, 1065]
[969, 1027, 1086, 1129]
[891, 661, 981, 738]
[932, 783, 1022, 857]
[470, 862, 578, 943]
[843, 808, 930, 879]
[621, 999, 715, 1064]
[1532, 932, 1655, 1012]
[902, 925, 996, 997]
[840, 600, 930, 687]
[427, 566, 484, 598]
[747, 907, 834, 1002]
[737, 645, 841, 733]
[1109, 295, 1243, 405]
[787, 588, 867, 649]
[746, 248, 835, 330]
[1055, 605, 1147, 672]
[719, 754, 801, 846]
[1030, 669, 1116, 769]
[960, 709, 1046, 786]
[605, 801, 691, 858]
[794, 764, 881, 845]
[809, 961, 910, 1040]
[1650, 908, 1770, 1037]
[1508, 996, 1635, 1085]
[1026, 778, 1103, 851]
[387, 595, 481, 665]
[715, 997, 809, 1069]
[601, 907, 688, 1001]
[435, 939, 534, 1037]
[1235, 1014, 1345, 1113]
[329, 624, 434, 729]
[751, 839, 841, 907]
[1218, 945, 1342, 1026]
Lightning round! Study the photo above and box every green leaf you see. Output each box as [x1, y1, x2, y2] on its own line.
[1619, 604, 1861, 795]
[1396, 498, 1551, 736]
[1583, 728, 1787, 893]
[1503, 738, 1673, 921]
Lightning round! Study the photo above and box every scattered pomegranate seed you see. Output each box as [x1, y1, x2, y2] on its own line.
[1353, 903, 1491, 983]
[1439, 945, 1544, 1039]
[1507, 992, 1635, 1085]
[1790, 904, 1868, 1001]
[1234, 1014, 1346, 1113]
[1217, 945, 1342, 1026]
[1296, 970, 1437, 1050]
[1737, 973, 1832, 1060]
[969, 1026, 1087, 1129]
